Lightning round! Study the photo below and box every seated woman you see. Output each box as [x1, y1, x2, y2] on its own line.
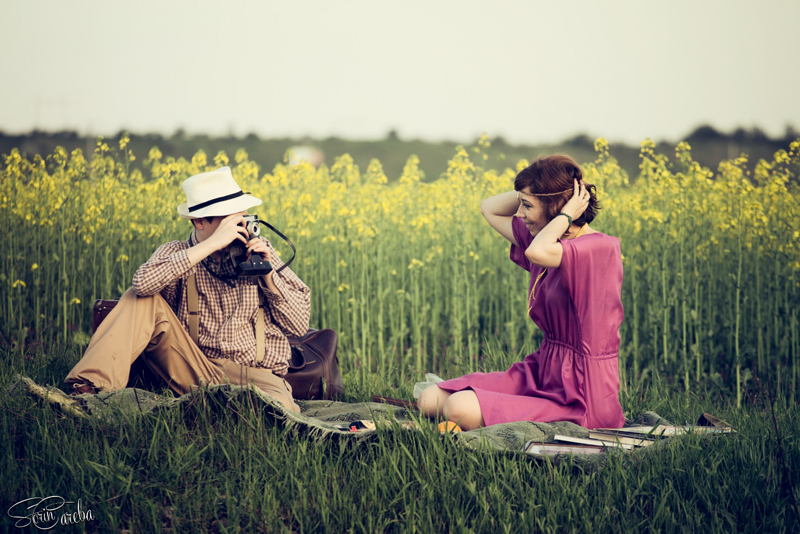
[418, 155, 626, 431]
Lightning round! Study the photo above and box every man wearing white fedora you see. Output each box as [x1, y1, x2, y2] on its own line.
[64, 166, 310, 412]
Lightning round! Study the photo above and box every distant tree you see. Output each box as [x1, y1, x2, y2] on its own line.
[141, 132, 164, 144]
[732, 127, 749, 142]
[224, 124, 237, 140]
[492, 135, 509, 148]
[385, 129, 400, 142]
[749, 127, 768, 142]
[54, 130, 79, 140]
[687, 125, 724, 141]
[564, 133, 593, 147]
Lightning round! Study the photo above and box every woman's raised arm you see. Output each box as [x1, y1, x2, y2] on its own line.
[480, 191, 519, 245]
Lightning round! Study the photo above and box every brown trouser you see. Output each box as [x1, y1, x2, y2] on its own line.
[65, 288, 300, 413]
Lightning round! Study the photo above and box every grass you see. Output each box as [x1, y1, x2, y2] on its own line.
[1, 344, 798, 533]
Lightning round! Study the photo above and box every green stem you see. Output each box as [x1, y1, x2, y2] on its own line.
[735, 226, 743, 409]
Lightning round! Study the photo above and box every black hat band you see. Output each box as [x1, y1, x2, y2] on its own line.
[188, 190, 246, 212]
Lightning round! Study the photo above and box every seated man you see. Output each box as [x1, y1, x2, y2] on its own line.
[64, 166, 310, 412]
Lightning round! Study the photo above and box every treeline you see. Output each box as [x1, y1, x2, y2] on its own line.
[1, 124, 795, 181]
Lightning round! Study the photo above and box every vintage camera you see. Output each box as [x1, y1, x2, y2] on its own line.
[223, 215, 296, 278]
[226, 215, 273, 277]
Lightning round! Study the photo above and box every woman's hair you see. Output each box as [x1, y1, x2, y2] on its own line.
[513, 154, 600, 226]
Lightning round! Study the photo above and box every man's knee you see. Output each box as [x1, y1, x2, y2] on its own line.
[119, 287, 170, 309]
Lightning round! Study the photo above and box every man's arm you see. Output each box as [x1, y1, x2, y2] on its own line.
[252, 237, 311, 337]
[133, 214, 249, 297]
[132, 242, 192, 299]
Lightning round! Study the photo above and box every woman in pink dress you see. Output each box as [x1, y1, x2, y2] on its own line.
[418, 155, 626, 431]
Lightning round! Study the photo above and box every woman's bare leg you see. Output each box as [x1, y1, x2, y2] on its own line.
[442, 390, 485, 430]
[417, 385, 452, 417]
[418, 386, 486, 431]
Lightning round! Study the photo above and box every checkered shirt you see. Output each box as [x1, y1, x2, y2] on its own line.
[131, 230, 311, 375]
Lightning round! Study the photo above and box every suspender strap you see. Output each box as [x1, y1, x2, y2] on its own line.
[187, 273, 199, 345]
[187, 271, 267, 363]
[256, 294, 266, 363]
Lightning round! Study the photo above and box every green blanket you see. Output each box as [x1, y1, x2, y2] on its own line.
[15, 376, 671, 461]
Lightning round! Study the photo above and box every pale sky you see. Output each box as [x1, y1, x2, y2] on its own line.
[1, 0, 798, 145]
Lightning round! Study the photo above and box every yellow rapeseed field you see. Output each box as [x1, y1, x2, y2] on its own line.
[2, 134, 799, 404]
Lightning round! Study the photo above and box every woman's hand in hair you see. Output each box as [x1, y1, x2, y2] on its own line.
[561, 179, 590, 221]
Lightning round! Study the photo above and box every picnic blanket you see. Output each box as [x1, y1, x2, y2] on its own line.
[14, 375, 672, 462]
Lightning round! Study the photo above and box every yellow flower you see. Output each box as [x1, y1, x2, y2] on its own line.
[214, 151, 229, 167]
[12, 280, 26, 288]
[31, 263, 39, 271]
[408, 258, 424, 269]
[70, 298, 81, 305]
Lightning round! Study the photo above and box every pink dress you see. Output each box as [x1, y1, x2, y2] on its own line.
[437, 217, 626, 429]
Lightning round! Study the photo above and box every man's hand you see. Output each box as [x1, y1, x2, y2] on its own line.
[246, 236, 271, 261]
[205, 213, 249, 253]
[250, 237, 280, 290]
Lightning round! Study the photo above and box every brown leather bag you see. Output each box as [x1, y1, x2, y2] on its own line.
[286, 328, 344, 400]
[91, 297, 344, 401]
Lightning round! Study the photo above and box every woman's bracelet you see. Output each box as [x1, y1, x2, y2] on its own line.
[555, 212, 572, 227]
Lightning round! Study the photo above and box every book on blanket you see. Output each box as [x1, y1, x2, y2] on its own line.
[551, 434, 636, 451]
[522, 435, 650, 455]
[522, 413, 735, 457]
[592, 412, 735, 437]
[587, 431, 656, 447]
[593, 425, 733, 437]
[523, 441, 604, 456]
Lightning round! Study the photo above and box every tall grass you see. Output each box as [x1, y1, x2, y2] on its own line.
[1, 136, 799, 401]
[1, 345, 798, 532]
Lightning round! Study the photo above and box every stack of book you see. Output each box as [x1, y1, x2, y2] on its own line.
[523, 418, 734, 457]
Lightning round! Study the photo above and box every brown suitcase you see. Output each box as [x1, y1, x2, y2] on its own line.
[92, 300, 119, 334]
[91, 299, 344, 400]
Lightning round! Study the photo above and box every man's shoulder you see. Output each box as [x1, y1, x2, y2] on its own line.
[153, 239, 190, 253]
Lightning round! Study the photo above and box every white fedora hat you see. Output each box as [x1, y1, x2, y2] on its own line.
[177, 166, 262, 219]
